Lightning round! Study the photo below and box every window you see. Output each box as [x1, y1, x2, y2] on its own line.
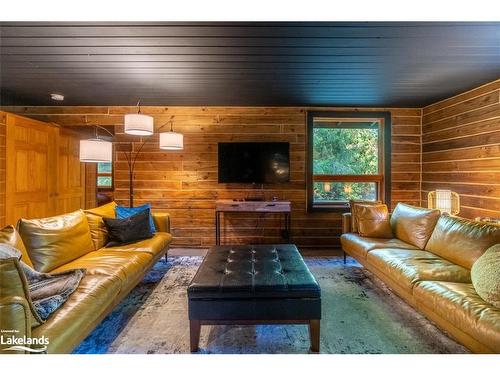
[97, 162, 113, 189]
[307, 111, 391, 212]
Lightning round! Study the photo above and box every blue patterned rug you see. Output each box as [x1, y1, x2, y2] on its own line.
[73, 255, 468, 354]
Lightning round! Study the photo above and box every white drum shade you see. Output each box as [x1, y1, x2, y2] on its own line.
[124, 113, 154, 136]
[160, 131, 184, 150]
[79, 138, 113, 163]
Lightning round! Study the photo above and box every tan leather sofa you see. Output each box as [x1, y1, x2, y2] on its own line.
[341, 203, 500, 354]
[0, 202, 172, 354]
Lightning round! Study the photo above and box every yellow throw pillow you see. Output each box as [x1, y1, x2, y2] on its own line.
[0, 225, 34, 268]
[349, 199, 382, 233]
[18, 210, 94, 272]
[471, 244, 500, 309]
[357, 204, 393, 238]
[84, 201, 117, 250]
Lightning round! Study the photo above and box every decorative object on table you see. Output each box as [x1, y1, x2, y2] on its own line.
[116, 203, 156, 234]
[427, 189, 460, 215]
[79, 101, 184, 207]
[471, 244, 500, 309]
[356, 204, 393, 239]
[103, 209, 153, 246]
[475, 217, 500, 226]
[0, 244, 85, 321]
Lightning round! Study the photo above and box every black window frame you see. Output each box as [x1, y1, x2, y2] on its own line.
[307, 110, 392, 213]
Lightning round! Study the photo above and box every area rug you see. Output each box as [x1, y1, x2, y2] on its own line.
[73, 255, 468, 354]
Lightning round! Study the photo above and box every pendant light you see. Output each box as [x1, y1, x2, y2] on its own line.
[124, 100, 154, 136]
[159, 121, 184, 150]
[79, 126, 113, 163]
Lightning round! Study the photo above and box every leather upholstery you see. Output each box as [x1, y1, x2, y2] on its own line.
[367, 249, 471, 292]
[188, 244, 321, 321]
[425, 215, 500, 269]
[31, 275, 121, 354]
[340, 232, 418, 259]
[349, 200, 382, 233]
[340, 203, 500, 353]
[18, 210, 94, 272]
[0, 225, 34, 268]
[84, 201, 117, 250]
[414, 281, 500, 353]
[342, 213, 352, 234]
[1, 201, 172, 353]
[390, 203, 440, 249]
[188, 244, 321, 299]
[51, 250, 153, 288]
[357, 204, 393, 238]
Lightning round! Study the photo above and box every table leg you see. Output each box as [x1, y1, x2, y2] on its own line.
[308, 319, 320, 353]
[190, 319, 201, 352]
[215, 211, 220, 246]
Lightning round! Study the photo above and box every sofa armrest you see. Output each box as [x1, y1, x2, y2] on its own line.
[0, 258, 42, 354]
[152, 212, 171, 233]
[342, 213, 352, 234]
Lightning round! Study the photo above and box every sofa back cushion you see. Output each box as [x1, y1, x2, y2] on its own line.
[349, 200, 382, 233]
[357, 204, 393, 239]
[425, 215, 500, 269]
[390, 203, 440, 249]
[84, 201, 117, 250]
[18, 210, 94, 272]
[0, 225, 34, 268]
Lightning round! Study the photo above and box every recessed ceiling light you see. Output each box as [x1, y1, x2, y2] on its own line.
[50, 93, 64, 101]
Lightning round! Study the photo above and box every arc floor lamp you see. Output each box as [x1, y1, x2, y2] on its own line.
[79, 102, 183, 207]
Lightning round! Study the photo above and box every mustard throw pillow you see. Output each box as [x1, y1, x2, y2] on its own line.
[357, 204, 393, 238]
[471, 244, 500, 309]
[349, 199, 382, 233]
[84, 201, 117, 250]
[18, 210, 94, 273]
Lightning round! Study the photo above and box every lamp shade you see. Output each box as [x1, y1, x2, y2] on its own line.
[428, 189, 460, 215]
[124, 113, 154, 136]
[79, 138, 112, 163]
[160, 131, 183, 150]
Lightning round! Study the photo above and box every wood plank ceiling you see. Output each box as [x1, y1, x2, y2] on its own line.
[1, 22, 499, 107]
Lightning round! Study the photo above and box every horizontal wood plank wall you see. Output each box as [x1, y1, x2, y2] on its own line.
[1, 106, 421, 248]
[421, 79, 500, 219]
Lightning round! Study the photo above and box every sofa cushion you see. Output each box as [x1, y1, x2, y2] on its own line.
[0, 225, 34, 268]
[18, 210, 94, 273]
[340, 233, 418, 260]
[425, 215, 500, 270]
[390, 203, 440, 249]
[84, 201, 117, 250]
[349, 200, 382, 233]
[31, 274, 121, 353]
[471, 244, 500, 309]
[357, 204, 393, 238]
[51, 250, 153, 290]
[367, 249, 471, 292]
[414, 281, 500, 353]
[104, 232, 172, 258]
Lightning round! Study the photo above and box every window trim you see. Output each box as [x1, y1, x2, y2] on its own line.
[306, 110, 392, 213]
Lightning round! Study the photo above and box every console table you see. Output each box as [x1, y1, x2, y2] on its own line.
[215, 200, 292, 245]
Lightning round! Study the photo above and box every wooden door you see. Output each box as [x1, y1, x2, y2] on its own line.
[6, 114, 58, 225]
[54, 129, 86, 215]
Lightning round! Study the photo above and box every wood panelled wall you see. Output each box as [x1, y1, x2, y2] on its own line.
[421, 79, 500, 220]
[0, 112, 6, 227]
[0, 106, 421, 248]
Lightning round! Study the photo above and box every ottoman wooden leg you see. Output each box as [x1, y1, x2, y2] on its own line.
[190, 320, 201, 352]
[308, 319, 320, 353]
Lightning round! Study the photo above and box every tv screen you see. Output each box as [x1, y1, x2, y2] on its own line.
[218, 142, 290, 183]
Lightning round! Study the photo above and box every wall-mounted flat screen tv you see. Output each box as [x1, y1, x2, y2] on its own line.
[218, 142, 290, 183]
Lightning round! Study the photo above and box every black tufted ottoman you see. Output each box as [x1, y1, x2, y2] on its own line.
[187, 244, 321, 353]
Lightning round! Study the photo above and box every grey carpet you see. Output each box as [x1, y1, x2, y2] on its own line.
[73, 255, 468, 354]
